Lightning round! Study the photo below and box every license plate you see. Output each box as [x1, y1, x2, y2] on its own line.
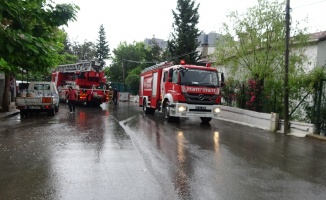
[42, 97, 52, 103]
[196, 106, 206, 110]
[29, 106, 40, 109]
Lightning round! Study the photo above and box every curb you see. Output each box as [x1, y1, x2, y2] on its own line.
[0, 111, 20, 120]
[306, 134, 326, 142]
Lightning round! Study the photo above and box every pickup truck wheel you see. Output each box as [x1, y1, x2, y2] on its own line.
[200, 117, 212, 124]
[55, 105, 59, 112]
[48, 107, 55, 116]
[20, 110, 27, 118]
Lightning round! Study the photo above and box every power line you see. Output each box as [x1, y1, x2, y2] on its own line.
[123, 51, 198, 64]
[123, 59, 156, 64]
[292, 0, 326, 9]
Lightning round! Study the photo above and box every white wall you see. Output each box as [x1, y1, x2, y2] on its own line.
[302, 44, 318, 71]
[317, 40, 326, 67]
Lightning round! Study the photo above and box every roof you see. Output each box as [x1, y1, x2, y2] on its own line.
[309, 30, 326, 42]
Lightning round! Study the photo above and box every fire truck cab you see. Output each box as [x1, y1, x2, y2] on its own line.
[139, 61, 221, 123]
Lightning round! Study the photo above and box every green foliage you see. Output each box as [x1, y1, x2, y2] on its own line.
[107, 42, 148, 82]
[60, 52, 78, 64]
[0, 0, 79, 74]
[220, 77, 240, 106]
[0, 0, 78, 110]
[145, 36, 163, 62]
[73, 40, 96, 61]
[214, 0, 316, 121]
[168, 0, 201, 64]
[96, 24, 110, 61]
[125, 67, 142, 95]
[215, 0, 309, 81]
[0, 58, 8, 69]
[58, 28, 78, 64]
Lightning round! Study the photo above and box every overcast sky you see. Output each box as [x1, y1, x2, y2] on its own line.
[53, 0, 326, 51]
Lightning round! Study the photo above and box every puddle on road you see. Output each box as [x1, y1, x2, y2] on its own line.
[100, 103, 110, 110]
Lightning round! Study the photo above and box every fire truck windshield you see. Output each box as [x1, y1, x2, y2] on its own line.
[180, 69, 219, 87]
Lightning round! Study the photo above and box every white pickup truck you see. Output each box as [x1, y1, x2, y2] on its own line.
[16, 81, 60, 117]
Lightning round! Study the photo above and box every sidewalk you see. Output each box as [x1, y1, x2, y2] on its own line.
[0, 103, 20, 119]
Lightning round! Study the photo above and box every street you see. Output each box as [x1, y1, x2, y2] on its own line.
[0, 102, 326, 200]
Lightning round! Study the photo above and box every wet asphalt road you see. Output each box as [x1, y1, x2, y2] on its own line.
[0, 102, 326, 200]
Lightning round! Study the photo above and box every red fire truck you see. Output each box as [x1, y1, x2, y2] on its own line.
[51, 60, 109, 106]
[139, 61, 221, 123]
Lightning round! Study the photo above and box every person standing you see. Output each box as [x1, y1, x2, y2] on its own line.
[66, 86, 77, 113]
[113, 86, 119, 105]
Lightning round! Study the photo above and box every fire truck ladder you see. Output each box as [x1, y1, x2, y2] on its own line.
[56, 60, 104, 73]
[141, 61, 174, 74]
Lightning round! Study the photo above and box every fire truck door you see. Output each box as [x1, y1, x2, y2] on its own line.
[161, 71, 168, 99]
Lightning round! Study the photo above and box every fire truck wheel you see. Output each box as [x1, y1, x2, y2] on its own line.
[200, 117, 212, 123]
[164, 102, 175, 122]
[143, 99, 150, 114]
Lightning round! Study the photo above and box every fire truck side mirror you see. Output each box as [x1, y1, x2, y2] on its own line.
[168, 68, 174, 82]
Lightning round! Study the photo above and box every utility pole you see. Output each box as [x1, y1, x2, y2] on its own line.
[284, 0, 290, 134]
[122, 61, 125, 92]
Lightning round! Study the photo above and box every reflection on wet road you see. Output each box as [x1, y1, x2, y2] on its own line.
[0, 102, 326, 200]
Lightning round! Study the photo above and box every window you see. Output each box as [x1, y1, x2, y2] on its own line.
[172, 70, 178, 83]
[180, 69, 219, 87]
[34, 84, 51, 90]
[163, 71, 168, 82]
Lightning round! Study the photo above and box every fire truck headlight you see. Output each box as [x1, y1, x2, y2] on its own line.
[213, 107, 221, 113]
[178, 105, 187, 112]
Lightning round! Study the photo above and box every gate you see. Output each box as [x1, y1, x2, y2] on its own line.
[313, 78, 326, 135]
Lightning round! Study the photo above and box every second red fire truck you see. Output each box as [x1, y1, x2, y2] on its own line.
[51, 60, 109, 106]
[139, 61, 221, 123]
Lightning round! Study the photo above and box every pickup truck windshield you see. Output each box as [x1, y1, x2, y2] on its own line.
[34, 84, 50, 90]
[180, 69, 219, 87]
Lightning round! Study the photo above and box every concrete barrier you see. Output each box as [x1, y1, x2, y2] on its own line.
[217, 105, 272, 130]
[216, 105, 316, 137]
[129, 95, 139, 103]
[279, 120, 316, 137]
[119, 92, 129, 102]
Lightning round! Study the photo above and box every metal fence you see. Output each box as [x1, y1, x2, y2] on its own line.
[313, 79, 326, 135]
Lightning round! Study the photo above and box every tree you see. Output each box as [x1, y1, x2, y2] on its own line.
[214, 0, 312, 117]
[107, 42, 148, 83]
[107, 39, 166, 93]
[167, 0, 201, 64]
[0, 0, 79, 111]
[125, 67, 142, 95]
[72, 40, 96, 61]
[145, 36, 163, 62]
[95, 24, 110, 61]
[59, 29, 78, 64]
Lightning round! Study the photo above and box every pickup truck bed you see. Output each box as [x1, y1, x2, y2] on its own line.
[15, 82, 60, 117]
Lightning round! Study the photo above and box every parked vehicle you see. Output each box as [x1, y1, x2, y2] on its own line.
[51, 60, 109, 106]
[139, 61, 221, 123]
[15, 81, 59, 117]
